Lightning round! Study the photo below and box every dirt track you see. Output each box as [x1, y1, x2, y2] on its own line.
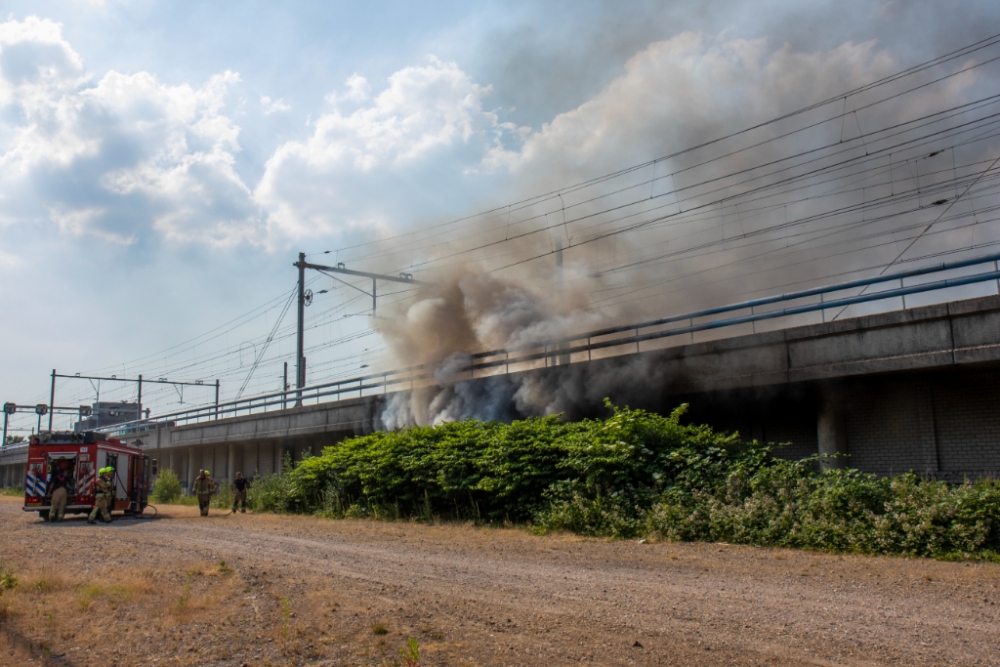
[1, 496, 999, 666]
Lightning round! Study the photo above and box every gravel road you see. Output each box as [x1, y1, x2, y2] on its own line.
[1, 497, 998, 666]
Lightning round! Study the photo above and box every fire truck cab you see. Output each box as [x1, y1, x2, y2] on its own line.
[23, 431, 153, 520]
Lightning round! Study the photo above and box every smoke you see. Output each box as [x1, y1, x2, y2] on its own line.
[378, 252, 617, 425]
[372, 29, 1000, 428]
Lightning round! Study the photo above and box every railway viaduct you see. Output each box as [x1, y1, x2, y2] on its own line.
[3, 292, 1000, 489]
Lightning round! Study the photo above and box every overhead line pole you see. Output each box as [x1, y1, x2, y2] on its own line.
[293, 252, 430, 403]
[48, 370, 55, 431]
[296, 252, 306, 406]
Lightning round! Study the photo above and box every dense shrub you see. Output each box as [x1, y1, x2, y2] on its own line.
[151, 469, 183, 503]
[253, 401, 1000, 560]
[249, 461, 297, 514]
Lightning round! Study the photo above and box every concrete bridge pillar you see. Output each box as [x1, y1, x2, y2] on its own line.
[246, 443, 259, 478]
[186, 447, 195, 491]
[818, 389, 848, 471]
[227, 443, 235, 483]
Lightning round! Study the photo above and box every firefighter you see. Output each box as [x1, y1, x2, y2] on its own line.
[88, 467, 114, 524]
[231, 472, 249, 514]
[46, 459, 71, 522]
[192, 469, 213, 517]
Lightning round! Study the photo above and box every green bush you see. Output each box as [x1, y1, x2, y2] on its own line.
[249, 470, 297, 514]
[241, 400, 1000, 560]
[151, 469, 183, 503]
[211, 484, 234, 509]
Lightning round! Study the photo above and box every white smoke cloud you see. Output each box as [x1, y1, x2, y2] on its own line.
[374, 33, 970, 428]
[484, 32, 895, 183]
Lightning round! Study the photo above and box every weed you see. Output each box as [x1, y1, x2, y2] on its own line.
[280, 597, 292, 642]
[217, 560, 233, 575]
[176, 582, 192, 612]
[372, 623, 389, 635]
[77, 584, 103, 611]
[399, 637, 421, 666]
[0, 562, 17, 599]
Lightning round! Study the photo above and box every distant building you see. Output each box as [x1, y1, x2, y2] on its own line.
[74, 401, 148, 432]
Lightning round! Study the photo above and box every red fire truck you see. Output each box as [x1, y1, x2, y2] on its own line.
[23, 431, 153, 520]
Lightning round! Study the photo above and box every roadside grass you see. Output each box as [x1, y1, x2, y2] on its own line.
[152, 480, 234, 509]
[0, 552, 248, 664]
[0, 486, 22, 497]
[160, 494, 199, 506]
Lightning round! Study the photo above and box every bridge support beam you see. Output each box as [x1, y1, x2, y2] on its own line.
[227, 443, 235, 484]
[817, 388, 847, 471]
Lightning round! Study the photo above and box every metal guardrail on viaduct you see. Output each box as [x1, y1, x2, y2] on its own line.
[4, 252, 1000, 489]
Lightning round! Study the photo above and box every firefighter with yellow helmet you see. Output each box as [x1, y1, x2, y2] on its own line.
[88, 467, 114, 524]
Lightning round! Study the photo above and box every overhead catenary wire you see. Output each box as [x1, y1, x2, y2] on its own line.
[235, 287, 297, 400]
[38, 32, 1000, 420]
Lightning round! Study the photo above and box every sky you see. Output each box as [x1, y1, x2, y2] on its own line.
[2, 0, 1000, 431]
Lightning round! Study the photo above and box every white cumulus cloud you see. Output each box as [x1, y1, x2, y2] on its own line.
[260, 95, 291, 114]
[255, 56, 498, 240]
[0, 16, 260, 247]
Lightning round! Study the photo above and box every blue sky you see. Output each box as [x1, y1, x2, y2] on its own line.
[2, 0, 999, 429]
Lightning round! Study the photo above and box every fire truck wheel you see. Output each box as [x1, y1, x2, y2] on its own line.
[38, 510, 50, 521]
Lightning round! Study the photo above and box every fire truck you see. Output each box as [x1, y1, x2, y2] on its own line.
[23, 431, 154, 520]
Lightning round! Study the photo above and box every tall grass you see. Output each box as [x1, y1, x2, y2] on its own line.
[241, 401, 1000, 560]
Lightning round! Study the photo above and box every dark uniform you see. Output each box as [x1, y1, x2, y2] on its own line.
[232, 473, 249, 513]
[89, 471, 113, 524]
